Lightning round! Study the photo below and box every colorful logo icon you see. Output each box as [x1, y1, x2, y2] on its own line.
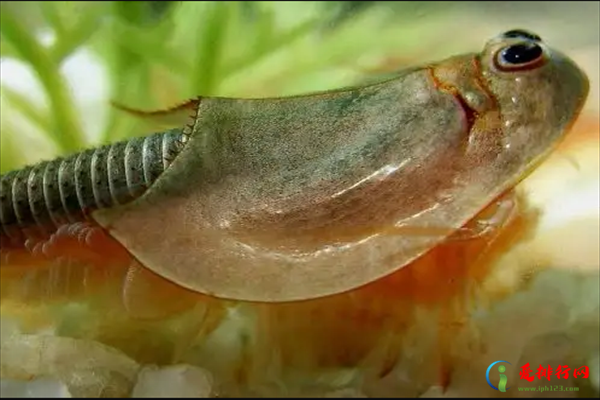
[486, 360, 512, 392]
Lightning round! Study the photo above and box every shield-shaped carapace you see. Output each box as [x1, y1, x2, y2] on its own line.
[0, 29, 589, 303]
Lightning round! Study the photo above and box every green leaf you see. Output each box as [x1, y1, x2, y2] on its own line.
[0, 123, 25, 173]
[50, 7, 104, 63]
[50, 1, 106, 33]
[221, 15, 319, 79]
[189, 2, 232, 95]
[113, 0, 171, 27]
[0, 86, 53, 134]
[0, 8, 85, 154]
[41, 1, 68, 37]
[107, 19, 189, 76]
[0, 36, 23, 60]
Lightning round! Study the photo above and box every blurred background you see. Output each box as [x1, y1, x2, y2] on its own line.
[1, 1, 598, 169]
[0, 1, 598, 398]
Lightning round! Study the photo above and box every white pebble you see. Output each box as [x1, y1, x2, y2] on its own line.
[131, 364, 213, 398]
[0, 377, 72, 398]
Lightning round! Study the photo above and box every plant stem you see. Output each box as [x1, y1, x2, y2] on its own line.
[0, 123, 24, 173]
[191, 2, 230, 95]
[1, 86, 53, 134]
[0, 9, 84, 154]
[221, 17, 318, 79]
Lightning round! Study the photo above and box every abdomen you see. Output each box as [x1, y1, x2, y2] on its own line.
[1, 129, 184, 243]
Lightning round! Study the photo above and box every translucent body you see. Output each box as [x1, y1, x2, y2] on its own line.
[93, 32, 589, 301]
[0, 31, 589, 303]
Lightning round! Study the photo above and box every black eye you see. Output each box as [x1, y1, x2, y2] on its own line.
[494, 42, 545, 72]
[502, 29, 542, 43]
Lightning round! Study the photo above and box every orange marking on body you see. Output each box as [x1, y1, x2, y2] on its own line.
[111, 98, 201, 130]
[250, 191, 535, 380]
[0, 218, 204, 320]
[111, 98, 199, 117]
[427, 67, 478, 131]
[470, 56, 499, 109]
[2, 221, 131, 302]
[360, 191, 532, 304]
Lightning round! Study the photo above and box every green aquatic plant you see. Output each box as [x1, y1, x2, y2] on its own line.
[0, 1, 463, 173]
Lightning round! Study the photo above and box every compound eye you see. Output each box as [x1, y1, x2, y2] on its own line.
[494, 41, 546, 72]
[501, 29, 542, 42]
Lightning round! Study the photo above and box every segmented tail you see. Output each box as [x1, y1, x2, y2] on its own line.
[0, 129, 185, 239]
